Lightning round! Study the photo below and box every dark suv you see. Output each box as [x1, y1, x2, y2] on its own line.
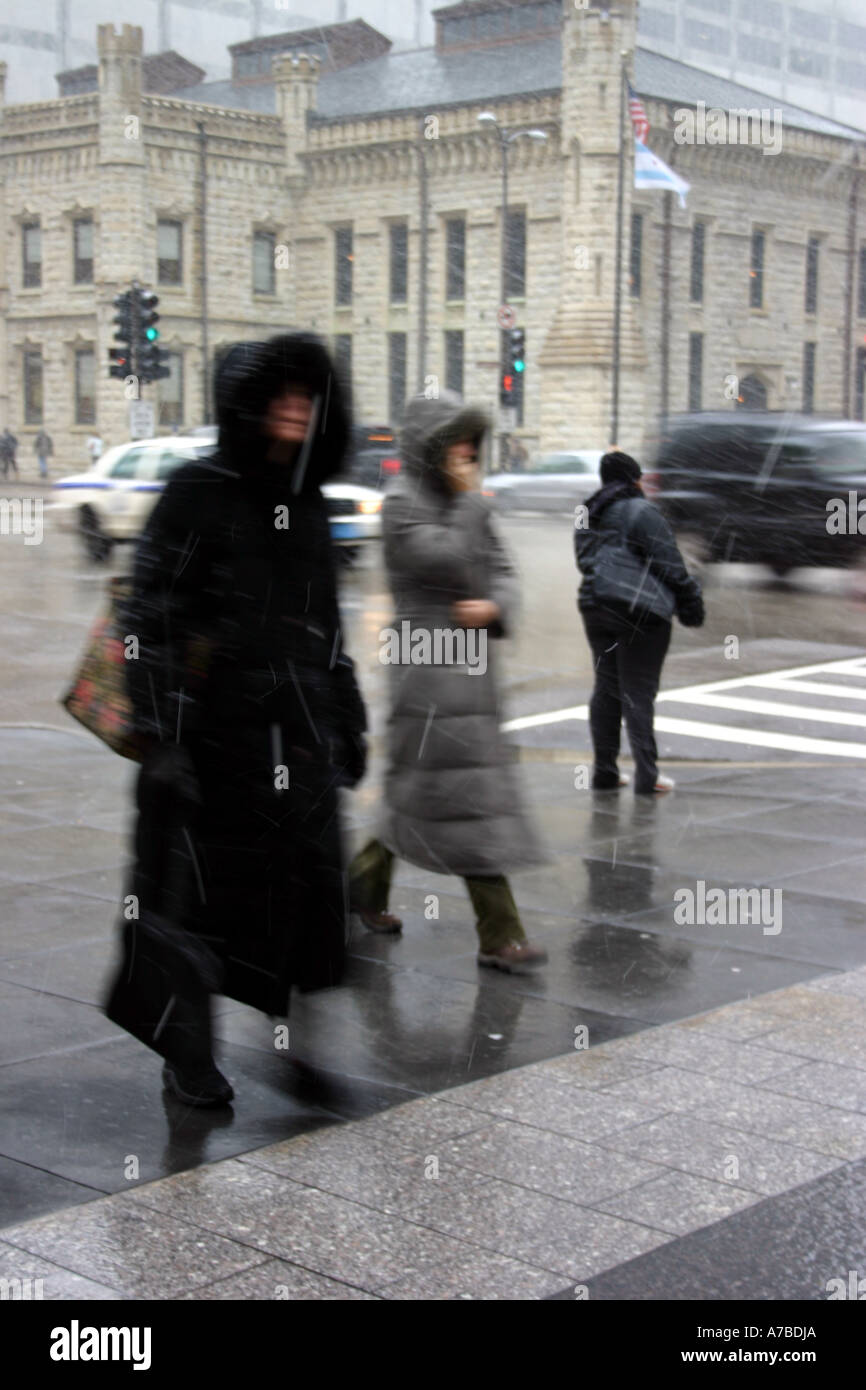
[646, 414, 866, 575]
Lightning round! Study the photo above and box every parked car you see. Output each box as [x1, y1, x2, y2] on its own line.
[52, 431, 383, 562]
[646, 413, 866, 574]
[482, 451, 603, 513]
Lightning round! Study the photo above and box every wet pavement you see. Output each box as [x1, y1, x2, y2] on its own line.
[1, 504, 865, 1296]
[2, 966, 865, 1300]
[2, 731, 865, 1235]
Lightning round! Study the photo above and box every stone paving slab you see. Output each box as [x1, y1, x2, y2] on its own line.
[1, 966, 864, 1300]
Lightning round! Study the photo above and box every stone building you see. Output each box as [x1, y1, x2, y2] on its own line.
[0, 0, 863, 473]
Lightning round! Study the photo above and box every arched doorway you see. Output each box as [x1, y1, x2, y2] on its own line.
[737, 374, 768, 410]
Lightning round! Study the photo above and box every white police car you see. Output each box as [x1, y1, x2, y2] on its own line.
[52, 431, 383, 562]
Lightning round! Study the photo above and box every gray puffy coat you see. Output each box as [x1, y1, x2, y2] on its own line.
[379, 393, 545, 878]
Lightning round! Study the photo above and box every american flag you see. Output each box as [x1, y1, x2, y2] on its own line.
[628, 82, 649, 143]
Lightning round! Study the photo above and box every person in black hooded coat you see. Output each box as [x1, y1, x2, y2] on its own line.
[105, 333, 367, 1105]
[575, 450, 704, 796]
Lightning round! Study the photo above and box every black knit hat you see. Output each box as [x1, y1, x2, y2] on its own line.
[600, 450, 642, 484]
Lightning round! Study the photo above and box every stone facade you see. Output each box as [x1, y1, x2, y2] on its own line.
[0, 3, 863, 474]
[0, 26, 290, 471]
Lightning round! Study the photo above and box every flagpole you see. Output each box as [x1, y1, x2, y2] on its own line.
[611, 59, 627, 446]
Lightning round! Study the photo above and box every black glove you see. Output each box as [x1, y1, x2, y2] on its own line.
[678, 594, 705, 628]
[145, 742, 202, 806]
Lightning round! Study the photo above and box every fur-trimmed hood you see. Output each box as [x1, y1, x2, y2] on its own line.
[214, 333, 351, 491]
[398, 392, 490, 495]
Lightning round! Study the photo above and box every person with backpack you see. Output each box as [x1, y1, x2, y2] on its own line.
[575, 450, 704, 795]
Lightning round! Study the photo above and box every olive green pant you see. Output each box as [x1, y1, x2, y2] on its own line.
[349, 838, 527, 954]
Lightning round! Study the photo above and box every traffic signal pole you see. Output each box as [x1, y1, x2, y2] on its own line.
[499, 135, 509, 470]
[130, 280, 141, 382]
[107, 281, 170, 434]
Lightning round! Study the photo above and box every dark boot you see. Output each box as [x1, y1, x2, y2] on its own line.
[162, 1060, 233, 1107]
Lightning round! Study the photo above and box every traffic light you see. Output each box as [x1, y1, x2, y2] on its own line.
[108, 290, 134, 380]
[133, 288, 170, 383]
[508, 327, 525, 374]
[112, 290, 134, 345]
[108, 348, 131, 381]
[500, 372, 514, 406]
[137, 289, 160, 343]
[138, 340, 171, 384]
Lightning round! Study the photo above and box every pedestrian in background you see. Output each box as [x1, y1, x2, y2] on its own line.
[86, 432, 103, 465]
[575, 450, 704, 794]
[349, 391, 548, 974]
[105, 333, 367, 1106]
[1, 428, 18, 479]
[509, 436, 529, 471]
[33, 429, 53, 480]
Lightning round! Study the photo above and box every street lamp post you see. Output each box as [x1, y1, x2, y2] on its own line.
[478, 112, 547, 468]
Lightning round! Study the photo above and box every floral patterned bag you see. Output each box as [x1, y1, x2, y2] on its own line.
[61, 576, 147, 762]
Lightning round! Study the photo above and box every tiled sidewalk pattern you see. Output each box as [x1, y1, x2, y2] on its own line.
[2, 966, 865, 1300]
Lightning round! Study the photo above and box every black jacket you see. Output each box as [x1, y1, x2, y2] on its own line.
[575, 489, 704, 626]
[117, 334, 366, 1012]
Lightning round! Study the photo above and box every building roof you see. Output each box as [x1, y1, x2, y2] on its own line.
[227, 13, 321, 50]
[229, 18, 391, 73]
[171, 79, 278, 113]
[171, 37, 865, 141]
[57, 51, 205, 98]
[635, 49, 864, 141]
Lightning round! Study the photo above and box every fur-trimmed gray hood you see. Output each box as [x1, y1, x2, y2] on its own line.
[398, 392, 490, 495]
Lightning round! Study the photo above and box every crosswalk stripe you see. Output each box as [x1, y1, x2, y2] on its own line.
[658, 691, 866, 727]
[651, 715, 866, 758]
[504, 704, 588, 732]
[747, 677, 866, 700]
[650, 657, 866, 703]
[502, 655, 866, 758]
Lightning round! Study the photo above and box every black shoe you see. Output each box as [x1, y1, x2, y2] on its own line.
[592, 773, 628, 790]
[162, 1061, 234, 1107]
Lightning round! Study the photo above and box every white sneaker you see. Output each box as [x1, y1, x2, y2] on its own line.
[654, 774, 675, 793]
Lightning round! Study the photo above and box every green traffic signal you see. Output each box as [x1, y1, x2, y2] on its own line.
[508, 327, 525, 375]
[145, 327, 159, 341]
